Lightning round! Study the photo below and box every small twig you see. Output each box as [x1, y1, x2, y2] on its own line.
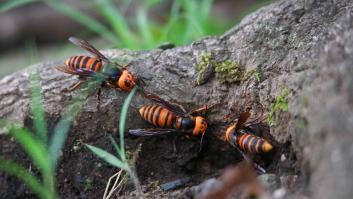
[103, 170, 124, 199]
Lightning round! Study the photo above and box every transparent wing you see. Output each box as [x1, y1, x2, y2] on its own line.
[69, 37, 109, 62]
[129, 128, 177, 136]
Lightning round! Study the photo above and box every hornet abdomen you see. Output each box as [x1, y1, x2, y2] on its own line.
[65, 55, 102, 73]
[138, 105, 197, 130]
[226, 125, 273, 154]
[139, 105, 175, 128]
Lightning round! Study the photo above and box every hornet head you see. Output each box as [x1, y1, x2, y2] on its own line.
[192, 116, 208, 136]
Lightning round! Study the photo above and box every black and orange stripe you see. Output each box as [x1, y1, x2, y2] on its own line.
[133, 104, 207, 136]
[225, 126, 273, 154]
[139, 105, 175, 128]
[65, 55, 102, 73]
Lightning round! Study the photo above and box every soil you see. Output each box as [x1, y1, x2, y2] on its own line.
[0, 117, 298, 199]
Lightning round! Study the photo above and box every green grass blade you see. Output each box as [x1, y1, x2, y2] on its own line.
[43, 0, 120, 45]
[0, 0, 37, 12]
[108, 134, 122, 156]
[85, 144, 129, 170]
[94, 0, 136, 48]
[25, 38, 39, 64]
[121, 0, 133, 14]
[159, 1, 180, 43]
[49, 81, 97, 167]
[184, 15, 205, 36]
[144, 0, 162, 7]
[137, 7, 154, 48]
[119, 87, 137, 161]
[0, 157, 54, 199]
[6, 125, 51, 175]
[200, 0, 213, 20]
[30, 68, 48, 145]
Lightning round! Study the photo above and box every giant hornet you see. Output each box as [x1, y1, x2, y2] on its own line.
[129, 93, 209, 151]
[56, 37, 144, 109]
[225, 105, 273, 173]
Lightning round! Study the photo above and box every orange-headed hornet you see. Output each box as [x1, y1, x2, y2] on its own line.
[129, 93, 208, 151]
[225, 107, 273, 173]
[56, 37, 144, 108]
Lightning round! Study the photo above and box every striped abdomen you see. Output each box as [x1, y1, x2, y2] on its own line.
[226, 125, 273, 154]
[138, 105, 196, 130]
[65, 55, 102, 73]
[139, 105, 175, 128]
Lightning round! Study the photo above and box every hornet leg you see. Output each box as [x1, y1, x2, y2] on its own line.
[62, 81, 83, 92]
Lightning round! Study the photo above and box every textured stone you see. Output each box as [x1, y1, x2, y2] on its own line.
[1, 0, 353, 198]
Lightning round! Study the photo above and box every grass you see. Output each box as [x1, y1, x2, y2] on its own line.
[267, 88, 289, 126]
[0, 0, 276, 78]
[0, 67, 99, 199]
[86, 87, 143, 198]
[0, 0, 228, 49]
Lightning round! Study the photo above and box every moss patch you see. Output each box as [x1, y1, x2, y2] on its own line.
[195, 52, 212, 85]
[195, 52, 248, 85]
[195, 53, 253, 84]
[214, 60, 243, 83]
[267, 88, 289, 126]
[243, 68, 262, 83]
[252, 68, 261, 82]
[84, 178, 93, 192]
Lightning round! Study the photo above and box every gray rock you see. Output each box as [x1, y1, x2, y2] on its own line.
[1, 0, 353, 198]
[258, 174, 278, 192]
[280, 175, 298, 191]
[194, 178, 223, 197]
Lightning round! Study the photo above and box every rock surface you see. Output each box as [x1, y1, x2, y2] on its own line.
[1, 0, 353, 198]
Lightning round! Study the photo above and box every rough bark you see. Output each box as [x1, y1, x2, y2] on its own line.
[1, 0, 353, 198]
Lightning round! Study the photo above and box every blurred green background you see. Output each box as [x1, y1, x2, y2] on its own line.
[0, 0, 274, 78]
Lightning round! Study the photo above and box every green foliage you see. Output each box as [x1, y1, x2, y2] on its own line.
[0, 157, 52, 199]
[86, 87, 141, 193]
[86, 88, 137, 167]
[118, 86, 136, 160]
[44, 0, 120, 45]
[0, 0, 35, 12]
[267, 88, 289, 126]
[49, 80, 97, 167]
[214, 60, 243, 83]
[86, 144, 130, 170]
[1, 0, 229, 49]
[6, 125, 52, 175]
[30, 69, 47, 144]
[0, 68, 100, 199]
